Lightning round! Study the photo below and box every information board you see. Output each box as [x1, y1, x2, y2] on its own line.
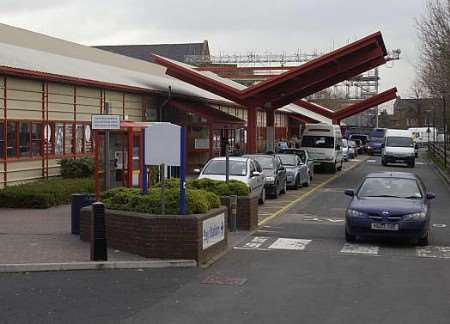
[144, 123, 181, 166]
[91, 115, 121, 130]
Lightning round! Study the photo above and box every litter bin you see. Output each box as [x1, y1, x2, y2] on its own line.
[71, 193, 96, 235]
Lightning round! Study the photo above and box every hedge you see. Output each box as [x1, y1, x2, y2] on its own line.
[59, 157, 95, 178]
[156, 178, 250, 197]
[0, 178, 94, 209]
[101, 186, 221, 215]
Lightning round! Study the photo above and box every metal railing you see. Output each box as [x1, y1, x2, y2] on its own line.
[428, 142, 450, 175]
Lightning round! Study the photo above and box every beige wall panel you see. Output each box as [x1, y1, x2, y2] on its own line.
[48, 93, 74, 105]
[7, 89, 42, 102]
[7, 77, 41, 92]
[7, 98, 42, 111]
[48, 111, 73, 121]
[76, 112, 94, 122]
[76, 96, 100, 107]
[48, 101, 74, 113]
[48, 166, 61, 177]
[77, 87, 101, 100]
[48, 83, 74, 96]
[7, 109, 42, 120]
[105, 90, 123, 102]
[8, 169, 43, 182]
[125, 94, 143, 104]
[8, 160, 42, 171]
[76, 105, 99, 115]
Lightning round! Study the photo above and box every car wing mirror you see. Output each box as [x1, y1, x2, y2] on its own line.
[251, 171, 261, 177]
[381, 143, 385, 148]
[426, 192, 436, 200]
[344, 189, 355, 197]
[193, 168, 201, 174]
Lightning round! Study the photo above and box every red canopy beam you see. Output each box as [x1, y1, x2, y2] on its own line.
[293, 100, 334, 119]
[333, 88, 398, 123]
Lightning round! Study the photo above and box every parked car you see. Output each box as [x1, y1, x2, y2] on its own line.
[344, 172, 435, 245]
[367, 128, 386, 155]
[348, 140, 358, 159]
[275, 153, 310, 189]
[349, 134, 368, 152]
[277, 148, 314, 181]
[382, 129, 416, 167]
[341, 139, 350, 161]
[243, 154, 287, 198]
[353, 139, 364, 154]
[195, 156, 266, 204]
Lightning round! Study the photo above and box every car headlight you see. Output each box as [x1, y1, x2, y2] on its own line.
[347, 209, 366, 217]
[265, 176, 275, 183]
[367, 146, 372, 149]
[403, 212, 426, 221]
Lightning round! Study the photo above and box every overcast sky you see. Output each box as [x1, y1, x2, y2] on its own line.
[0, 0, 427, 106]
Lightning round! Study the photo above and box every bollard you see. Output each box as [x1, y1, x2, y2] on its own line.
[71, 193, 96, 235]
[90, 202, 108, 261]
[229, 195, 237, 232]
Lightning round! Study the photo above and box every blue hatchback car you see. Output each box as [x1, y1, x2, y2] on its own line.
[344, 172, 436, 245]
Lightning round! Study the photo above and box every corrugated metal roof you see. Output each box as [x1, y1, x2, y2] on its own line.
[279, 104, 332, 124]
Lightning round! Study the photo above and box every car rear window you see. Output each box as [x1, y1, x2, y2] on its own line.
[277, 155, 297, 166]
[203, 160, 247, 176]
[358, 177, 422, 199]
[250, 156, 275, 170]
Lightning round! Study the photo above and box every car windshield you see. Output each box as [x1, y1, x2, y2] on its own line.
[386, 136, 413, 147]
[251, 156, 275, 169]
[298, 150, 307, 163]
[350, 135, 367, 143]
[277, 155, 298, 166]
[203, 160, 247, 176]
[369, 136, 384, 143]
[358, 177, 422, 199]
[301, 135, 334, 148]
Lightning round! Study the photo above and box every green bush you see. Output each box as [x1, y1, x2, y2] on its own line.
[0, 178, 94, 209]
[101, 186, 220, 215]
[59, 157, 95, 178]
[155, 178, 250, 197]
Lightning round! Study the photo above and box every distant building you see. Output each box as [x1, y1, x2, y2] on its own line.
[94, 41, 210, 65]
[391, 97, 444, 129]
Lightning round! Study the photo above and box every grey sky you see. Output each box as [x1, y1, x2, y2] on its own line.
[0, 0, 427, 103]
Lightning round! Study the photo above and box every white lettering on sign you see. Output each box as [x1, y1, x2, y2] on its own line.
[91, 115, 121, 130]
[202, 213, 225, 250]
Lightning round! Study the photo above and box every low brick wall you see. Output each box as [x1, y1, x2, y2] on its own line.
[80, 206, 228, 265]
[220, 196, 258, 231]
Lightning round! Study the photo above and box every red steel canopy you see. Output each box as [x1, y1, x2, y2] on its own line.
[153, 32, 388, 110]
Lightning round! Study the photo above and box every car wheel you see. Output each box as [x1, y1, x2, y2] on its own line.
[258, 187, 266, 205]
[330, 162, 337, 173]
[410, 160, 415, 168]
[293, 176, 300, 190]
[417, 231, 429, 246]
[338, 160, 343, 171]
[303, 174, 310, 187]
[281, 180, 287, 194]
[345, 229, 356, 243]
[273, 185, 279, 198]
[382, 159, 387, 166]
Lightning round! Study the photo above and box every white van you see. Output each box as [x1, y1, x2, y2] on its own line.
[301, 123, 344, 173]
[382, 129, 416, 167]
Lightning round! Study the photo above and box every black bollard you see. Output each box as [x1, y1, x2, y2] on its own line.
[90, 202, 107, 261]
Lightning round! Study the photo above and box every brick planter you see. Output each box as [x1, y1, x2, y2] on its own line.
[80, 206, 227, 265]
[220, 196, 258, 231]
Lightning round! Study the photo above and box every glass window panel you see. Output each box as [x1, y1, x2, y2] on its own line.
[65, 123, 73, 154]
[55, 123, 64, 154]
[19, 122, 31, 156]
[84, 125, 92, 153]
[31, 123, 41, 156]
[7, 121, 17, 158]
[76, 124, 83, 153]
[0, 122, 4, 159]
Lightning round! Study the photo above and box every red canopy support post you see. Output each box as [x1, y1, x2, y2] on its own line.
[247, 107, 257, 154]
[266, 109, 275, 152]
[332, 118, 339, 125]
[127, 127, 134, 188]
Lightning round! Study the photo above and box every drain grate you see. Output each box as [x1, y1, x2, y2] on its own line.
[201, 276, 247, 286]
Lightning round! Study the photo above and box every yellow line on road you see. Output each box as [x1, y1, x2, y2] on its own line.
[258, 159, 366, 226]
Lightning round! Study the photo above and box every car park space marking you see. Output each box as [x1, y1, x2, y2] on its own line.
[367, 160, 377, 163]
[416, 162, 425, 165]
[268, 238, 312, 250]
[242, 236, 270, 249]
[340, 243, 379, 255]
[416, 246, 450, 259]
[432, 223, 447, 228]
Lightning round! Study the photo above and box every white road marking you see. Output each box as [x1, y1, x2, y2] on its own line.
[350, 159, 362, 162]
[340, 243, 379, 255]
[268, 238, 311, 250]
[367, 160, 377, 163]
[303, 217, 324, 222]
[326, 218, 345, 223]
[432, 224, 448, 228]
[416, 162, 425, 165]
[416, 246, 450, 259]
[243, 236, 270, 249]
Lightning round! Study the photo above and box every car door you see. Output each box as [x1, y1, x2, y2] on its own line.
[275, 156, 286, 189]
[253, 160, 264, 193]
[248, 160, 258, 194]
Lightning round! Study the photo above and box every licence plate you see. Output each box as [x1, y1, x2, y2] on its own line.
[371, 223, 399, 231]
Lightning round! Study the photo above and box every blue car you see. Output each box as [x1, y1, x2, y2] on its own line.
[344, 172, 436, 245]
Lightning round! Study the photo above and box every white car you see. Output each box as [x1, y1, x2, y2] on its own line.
[195, 156, 266, 204]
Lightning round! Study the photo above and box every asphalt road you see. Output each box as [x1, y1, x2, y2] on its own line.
[2, 152, 450, 324]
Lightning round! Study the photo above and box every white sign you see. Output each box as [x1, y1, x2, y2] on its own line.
[91, 114, 121, 130]
[194, 138, 209, 150]
[202, 213, 225, 250]
[145, 123, 181, 166]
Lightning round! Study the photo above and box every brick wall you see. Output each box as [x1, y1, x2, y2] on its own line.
[220, 196, 258, 231]
[80, 206, 228, 265]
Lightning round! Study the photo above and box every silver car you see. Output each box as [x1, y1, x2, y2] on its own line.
[276, 154, 310, 189]
[196, 156, 266, 204]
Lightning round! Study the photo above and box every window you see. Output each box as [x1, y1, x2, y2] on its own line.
[76, 124, 84, 153]
[65, 124, 73, 154]
[301, 135, 334, 149]
[0, 122, 4, 159]
[55, 123, 64, 154]
[19, 122, 30, 157]
[31, 123, 41, 156]
[84, 125, 92, 153]
[7, 121, 17, 158]
[203, 160, 247, 176]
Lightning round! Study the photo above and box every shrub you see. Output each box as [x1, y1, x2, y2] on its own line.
[156, 178, 250, 197]
[0, 178, 94, 209]
[59, 157, 95, 178]
[101, 187, 219, 215]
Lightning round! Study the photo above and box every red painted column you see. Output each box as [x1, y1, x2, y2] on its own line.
[266, 109, 275, 152]
[332, 118, 339, 125]
[247, 107, 257, 154]
[127, 128, 134, 187]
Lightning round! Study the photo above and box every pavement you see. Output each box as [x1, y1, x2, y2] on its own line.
[2, 151, 449, 323]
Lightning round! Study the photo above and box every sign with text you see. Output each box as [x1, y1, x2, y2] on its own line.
[202, 213, 225, 250]
[91, 115, 121, 130]
[144, 123, 181, 166]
